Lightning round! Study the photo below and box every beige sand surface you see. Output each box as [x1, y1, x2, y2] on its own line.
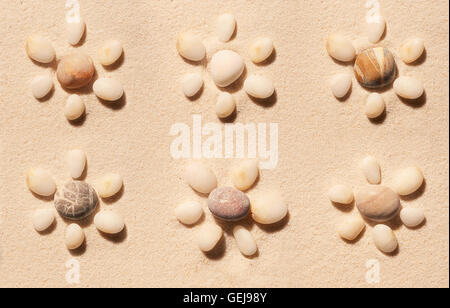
[0, 0, 448, 288]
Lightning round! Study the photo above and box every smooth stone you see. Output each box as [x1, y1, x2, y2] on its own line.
[98, 40, 123, 66]
[399, 38, 424, 64]
[197, 223, 223, 252]
[208, 187, 250, 221]
[31, 73, 53, 99]
[26, 167, 56, 196]
[182, 73, 203, 97]
[32, 208, 55, 232]
[249, 37, 274, 63]
[64, 94, 85, 121]
[393, 76, 424, 99]
[94, 173, 123, 198]
[210, 50, 245, 87]
[94, 210, 125, 234]
[365, 93, 385, 119]
[54, 180, 98, 220]
[57, 52, 95, 89]
[217, 13, 236, 42]
[338, 216, 365, 241]
[354, 47, 396, 89]
[330, 73, 352, 98]
[367, 17, 386, 43]
[400, 208, 425, 228]
[391, 166, 424, 196]
[185, 162, 217, 194]
[328, 184, 354, 205]
[233, 225, 257, 256]
[250, 191, 287, 224]
[175, 201, 203, 225]
[355, 185, 400, 222]
[231, 160, 259, 191]
[361, 156, 381, 184]
[26, 35, 55, 63]
[176, 33, 206, 62]
[93, 78, 124, 101]
[67, 19, 85, 45]
[215, 92, 236, 118]
[326, 34, 355, 62]
[372, 224, 398, 253]
[65, 224, 85, 250]
[244, 74, 274, 99]
[66, 149, 86, 179]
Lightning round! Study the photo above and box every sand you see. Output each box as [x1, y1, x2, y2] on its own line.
[0, 0, 448, 288]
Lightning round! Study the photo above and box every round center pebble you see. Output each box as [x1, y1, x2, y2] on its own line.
[57, 52, 95, 89]
[210, 50, 245, 87]
[208, 187, 250, 221]
[354, 47, 396, 89]
[355, 185, 400, 222]
[54, 180, 99, 220]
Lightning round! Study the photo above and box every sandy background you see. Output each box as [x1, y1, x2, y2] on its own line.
[0, 0, 448, 288]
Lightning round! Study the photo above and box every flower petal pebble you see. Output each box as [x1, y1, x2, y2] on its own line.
[177, 33, 206, 62]
[65, 223, 85, 250]
[244, 74, 274, 99]
[250, 191, 287, 224]
[175, 201, 203, 225]
[249, 37, 274, 63]
[326, 34, 355, 62]
[182, 73, 203, 97]
[185, 162, 217, 194]
[98, 40, 123, 66]
[94, 173, 123, 198]
[399, 38, 424, 64]
[31, 73, 53, 99]
[66, 149, 86, 179]
[328, 184, 354, 205]
[217, 13, 236, 42]
[400, 208, 425, 228]
[231, 160, 259, 191]
[215, 92, 236, 118]
[64, 94, 85, 121]
[391, 166, 424, 196]
[361, 156, 381, 184]
[338, 216, 365, 241]
[26, 167, 56, 197]
[330, 73, 352, 98]
[372, 224, 398, 253]
[393, 76, 424, 100]
[93, 78, 124, 101]
[94, 210, 125, 234]
[365, 93, 385, 119]
[26, 35, 55, 63]
[67, 19, 85, 46]
[197, 223, 223, 252]
[33, 208, 55, 232]
[233, 225, 257, 256]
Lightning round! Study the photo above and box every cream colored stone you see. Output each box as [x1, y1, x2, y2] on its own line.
[365, 93, 385, 118]
[65, 224, 85, 249]
[250, 191, 287, 224]
[31, 73, 53, 99]
[32, 208, 55, 232]
[392, 166, 424, 196]
[67, 19, 85, 45]
[182, 73, 203, 97]
[215, 92, 236, 118]
[175, 201, 203, 225]
[217, 13, 236, 42]
[94, 210, 125, 234]
[330, 73, 352, 98]
[372, 224, 398, 253]
[337, 216, 365, 241]
[231, 160, 259, 191]
[176, 33, 206, 61]
[94, 173, 123, 198]
[26, 35, 55, 63]
[399, 38, 424, 64]
[328, 184, 354, 204]
[210, 50, 245, 87]
[233, 225, 257, 256]
[249, 37, 274, 63]
[197, 223, 223, 252]
[244, 74, 274, 99]
[26, 167, 56, 196]
[98, 40, 123, 66]
[185, 162, 217, 194]
[93, 78, 124, 101]
[393, 76, 424, 99]
[367, 17, 385, 43]
[66, 149, 86, 179]
[361, 156, 381, 184]
[64, 94, 85, 121]
[326, 34, 355, 62]
[400, 208, 425, 228]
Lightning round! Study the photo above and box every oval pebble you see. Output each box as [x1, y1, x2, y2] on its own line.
[66, 149, 86, 179]
[217, 13, 236, 42]
[54, 180, 98, 220]
[372, 224, 398, 253]
[31, 73, 53, 99]
[94, 173, 123, 198]
[26, 167, 56, 196]
[393, 76, 423, 100]
[215, 92, 236, 118]
[176, 33, 206, 62]
[233, 225, 257, 256]
[361, 156, 381, 184]
[337, 216, 365, 241]
[208, 187, 250, 221]
[185, 162, 217, 194]
[64, 94, 85, 121]
[391, 166, 424, 196]
[250, 191, 287, 224]
[330, 73, 352, 98]
[26, 35, 55, 63]
[32, 208, 55, 232]
[400, 208, 425, 228]
[175, 201, 203, 225]
[244, 74, 274, 99]
[328, 184, 354, 205]
[210, 50, 245, 87]
[355, 185, 400, 222]
[354, 47, 396, 89]
[182, 73, 203, 97]
[93, 78, 124, 101]
[249, 37, 274, 63]
[367, 17, 386, 43]
[197, 223, 223, 252]
[365, 93, 385, 119]
[399, 38, 424, 64]
[67, 19, 85, 45]
[98, 40, 123, 66]
[57, 52, 95, 89]
[94, 210, 125, 234]
[326, 34, 355, 62]
[231, 160, 259, 191]
[65, 224, 85, 250]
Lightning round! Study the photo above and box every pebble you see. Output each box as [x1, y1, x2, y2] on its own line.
[372, 224, 398, 253]
[208, 187, 250, 221]
[217, 13, 236, 42]
[26, 167, 56, 196]
[367, 17, 386, 43]
[210, 50, 245, 87]
[57, 52, 95, 89]
[93, 78, 124, 101]
[66, 149, 86, 179]
[25, 35, 55, 63]
[337, 216, 365, 241]
[215, 92, 236, 118]
[182, 73, 203, 97]
[185, 162, 217, 194]
[65, 224, 85, 250]
[328, 184, 354, 205]
[94, 173, 123, 198]
[365, 93, 385, 119]
[361, 156, 381, 184]
[31, 73, 53, 99]
[176, 33, 206, 62]
[67, 19, 85, 45]
[392, 166, 424, 196]
[98, 40, 123, 66]
[399, 38, 424, 64]
[175, 201, 203, 225]
[354, 47, 396, 89]
[231, 160, 259, 191]
[355, 185, 400, 222]
[400, 208, 425, 228]
[54, 180, 98, 220]
[330, 73, 352, 98]
[250, 191, 287, 224]
[393, 76, 424, 99]
[233, 226, 257, 256]
[32, 208, 55, 232]
[94, 210, 125, 234]
[197, 223, 223, 252]
[64, 94, 85, 121]
[244, 74, 274, 99]
[326, 34, 355, 62]
[249, 37, 274, 63]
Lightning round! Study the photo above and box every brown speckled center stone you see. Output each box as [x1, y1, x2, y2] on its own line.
[354, 47, 396, 89]
[54, 180, 98, 220]
[355, 185, 400, 222]
[208, 187, 250, 221]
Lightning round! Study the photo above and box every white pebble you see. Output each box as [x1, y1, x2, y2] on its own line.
[98, 40, 123, 66]
[31, 73, 53, 99]
[330, 73, 352, 98]
[197, 223, 223, 252]
[67, 19, 85, 45]
[367, 17, 386, 43]
[244, 74, 274, 99]
[93, 78, 124, 101]
[337, 216, 365, 241]
[361, 156, 381, 184]
[26, 35, 55, 63]
[365, 93, 385, 118]
[399, 38, 424, 64]
[65, 224, 85, 250]
[249, 37, 274, 63]
[66, 149, 86, 179]
[372, 224, 398, 253]
[392, 166, 424, 196]
[328, 184, 354, 204]
[250, 191, 287, 224]
[233, 225, 257, 256]
[94, 173, 123, 198]
[393, 76, 424, 99]
[32, 208, 54, 232]
[26, 167, 56, 196]
[400, 208, 425, 228]
[64, 94, 85, 121]
[175, 201, 203, 225]
[177, 33, 205, 62]
[94, 210, 125, 234]
[210, 50, 245, 87]
[185, 162, 217, 194]
[231, 160, 259, 191]
[215, 92, 236, 118]
[326, 34, 355, 62]
[182, 73, 203, 97]
[217, 13, 236, 42]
